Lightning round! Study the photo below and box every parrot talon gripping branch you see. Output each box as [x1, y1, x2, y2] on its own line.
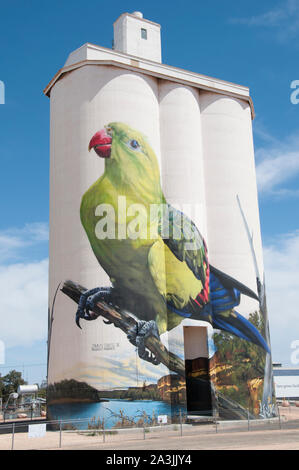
[46, 11, 276, 424]
[75, 286, 114, 329]
[127, 320, 161, 365]
[61, 280, 184, 375]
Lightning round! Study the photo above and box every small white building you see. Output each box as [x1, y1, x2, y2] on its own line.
[273, 368, 299, 400]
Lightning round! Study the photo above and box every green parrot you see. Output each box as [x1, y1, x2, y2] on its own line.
[76, 122, 269, 364]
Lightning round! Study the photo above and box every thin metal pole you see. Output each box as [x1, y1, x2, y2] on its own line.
[278, 405, 282, 430]
[103, 417, 105, 443]
[143, 423, 145, 440]
[11, 423, 15, 450]
[179, 410, 182, 436]
[59, 420, 62, 448]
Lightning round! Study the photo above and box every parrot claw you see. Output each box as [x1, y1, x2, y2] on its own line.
[76, 315, 82, 329]
[127, 320, 161, 365]
[75, 287, 113, 329]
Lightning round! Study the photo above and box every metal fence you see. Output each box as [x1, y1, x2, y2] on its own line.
[0, 405, 296, 450]
[1, 406, 43, 422]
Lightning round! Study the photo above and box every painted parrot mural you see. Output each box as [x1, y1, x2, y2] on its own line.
[76, 122, 269, 365]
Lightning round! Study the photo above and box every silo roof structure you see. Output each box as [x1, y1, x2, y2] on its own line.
[44, 41, 255, 119]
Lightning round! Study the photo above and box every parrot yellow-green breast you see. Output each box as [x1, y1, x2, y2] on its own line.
[80, 122, 207, 334]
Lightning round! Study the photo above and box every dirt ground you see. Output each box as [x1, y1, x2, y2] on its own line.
[0, 405, 298, 450]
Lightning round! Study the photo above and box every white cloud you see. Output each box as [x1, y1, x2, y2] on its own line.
[0, 222, 48, 263]
[22, 222, 49, 242]
[264, 230, 299, 365]
[230, 0, 299, 41]
[0, 258, 48, 348]
[255, 127, 299, 363]
[256, 152, 299, 194]
[253, 121, 280, 145]
[0, 222, 49, 348]
[255, 129, 299, 197]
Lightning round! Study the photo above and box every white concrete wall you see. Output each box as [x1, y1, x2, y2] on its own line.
[114, 14, 162, 63]
[159, 82, 207, 241]
[199, 92, 264, 315]
[183, 327, 209, 359]
[48, 65, 163, 386]
[158, 81, 208, 360]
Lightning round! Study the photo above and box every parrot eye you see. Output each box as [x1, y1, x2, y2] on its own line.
[128, 139, 140, 151]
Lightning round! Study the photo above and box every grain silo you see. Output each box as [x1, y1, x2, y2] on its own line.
[45, 12, 276, 426]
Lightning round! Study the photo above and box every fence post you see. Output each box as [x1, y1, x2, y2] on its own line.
[59, 420, 62, 448]
[179, 409, 182, 436]
[277, 405, 282, 430]
[11, 423, 15, 450]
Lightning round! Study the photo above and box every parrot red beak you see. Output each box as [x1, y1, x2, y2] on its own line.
[88, 128, 112, 158]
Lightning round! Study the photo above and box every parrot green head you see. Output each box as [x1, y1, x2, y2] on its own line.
[88, 122, 163, 203]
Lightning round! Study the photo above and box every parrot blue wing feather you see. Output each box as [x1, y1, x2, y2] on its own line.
[212, 310, 270, 354]
[209, 271, 269, 353]
[210, 265, 259, 301]
[159, 203, 268, 352]
[167, 302, 192, 318]
[167, 270, 269, 353]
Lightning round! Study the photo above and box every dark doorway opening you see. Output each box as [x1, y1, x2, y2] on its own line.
[183, 326, 212, 416]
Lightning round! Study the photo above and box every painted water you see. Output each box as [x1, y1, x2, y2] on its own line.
[49, 399, 183, 429]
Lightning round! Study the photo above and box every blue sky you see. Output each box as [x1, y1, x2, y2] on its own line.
[0, 0, 299, 384]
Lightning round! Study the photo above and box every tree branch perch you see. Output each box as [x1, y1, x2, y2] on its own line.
[61, 280, 185, 377]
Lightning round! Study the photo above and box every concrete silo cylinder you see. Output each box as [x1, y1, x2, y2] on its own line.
[199, 91, 264, 315]
[48, 65, 161, 387]
[159, 81, 207, 240]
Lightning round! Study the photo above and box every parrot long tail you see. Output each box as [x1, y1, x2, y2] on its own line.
[211, 310, 270, 353]
[209, 270, 270, 353]
[167, 268, 269, 353]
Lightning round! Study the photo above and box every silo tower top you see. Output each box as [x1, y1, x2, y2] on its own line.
[113, 12, 162, 63]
